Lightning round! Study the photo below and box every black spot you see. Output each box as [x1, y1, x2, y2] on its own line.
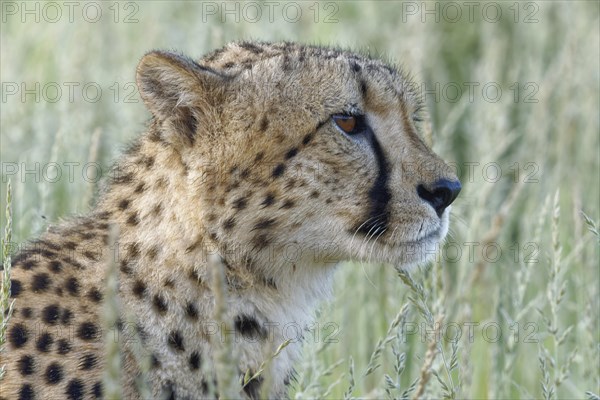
[163, 278, 175, 288]
[168, 330, 185, 351]
[79, 232, 95, 240]
[189, 351, 202, 370]
[21, 259, 37, 270]
[259, 116, 269, 132]
[120, 261, 132, 275]
[17, 354, 35, 376]
[127, 242, 141, 258]
[39, 239, 63, 250]
[201, 379, 210, 393]
[87, 288, 103, 303]
[162, 381, 177, 400]
[79, 353, 97, 370]
[132, 279, 146, 298]
[65, 276, 80, 296]
[136, 324, 149, 343]
[280, 200, 295, 209]
[302, 133, 314, 145]
[45, 362, 63, 384]
[77, 322, 99, 341]
[253, 218, 276, 230]
[272, 163, 285, 177]
[126, 212, 139, 226]
[61, 308, 73, 325]
[151, 354, 161, 369]
[48, 260, 62, 273]
[223, 61, 235, 68]
[31, 272, 51, 292]
[351, 61, 362, 72]
[113, 171, 133, 185]
[18, 383, 34, 400]
[42, 304, 60, 325]
[92, 382, 103, 398]
[234, 315, 267, 340]
[66, 379, 84, 400]
[243, 375, 264, 400]
[144, 156, 155, 168]
[83, 250, 99, 261]
[188, 268, 203, 284]
[285, 147, 299, 159]
[254, 152, 265, 162]
[233, 197, 248, 210]
[222, 217, 236, 231]
[147, 246, 158, 260]
[10, 279, 22, 297]
[310, 190, 320, 198]
[185, 302, 198, 319]
[20, 307, 33, 319]
[153, 294, 168, 314]
[57, 339, 72, 354]
[261, 193, 276, 207]
[62, 256, 84, 270]
[8, 323, 28, 348]
[64, 241, 77, 250]
[360, 79, 368, 96]
[36, 332, 54, 352]
[97, 210, 112, 220]
[134, 183, 145, 193]
[251, 233, 271, 250]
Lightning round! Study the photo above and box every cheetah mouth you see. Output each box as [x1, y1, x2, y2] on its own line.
[381, 222, 448, 267]
[374, 230, 443, 269]
[407, 227, 442, 245]
[393, 231, 441, 251]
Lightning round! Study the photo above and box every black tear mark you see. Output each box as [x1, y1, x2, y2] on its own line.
[356, 127, 391, 235]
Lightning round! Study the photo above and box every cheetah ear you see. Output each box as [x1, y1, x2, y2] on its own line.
[136, 50, 225, 142]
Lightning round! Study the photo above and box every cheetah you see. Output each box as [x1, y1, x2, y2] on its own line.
[1, 41, 461, 399]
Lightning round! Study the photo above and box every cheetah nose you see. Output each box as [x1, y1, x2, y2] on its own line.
[417, 179, 462, 217]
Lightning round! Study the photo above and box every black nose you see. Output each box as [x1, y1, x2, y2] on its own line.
[417, 179, 461, 217]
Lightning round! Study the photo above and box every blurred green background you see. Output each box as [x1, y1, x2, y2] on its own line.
[1, 1, 598, 398]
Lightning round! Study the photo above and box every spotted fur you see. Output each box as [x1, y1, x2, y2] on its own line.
[1, 41, 459, 399]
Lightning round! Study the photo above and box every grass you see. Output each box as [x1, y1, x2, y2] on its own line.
[1, 1, 599, 398]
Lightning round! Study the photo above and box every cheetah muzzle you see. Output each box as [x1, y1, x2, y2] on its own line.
[2, 41, 460, 400]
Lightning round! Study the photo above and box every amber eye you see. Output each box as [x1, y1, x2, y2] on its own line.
[332, 114, 358, 134]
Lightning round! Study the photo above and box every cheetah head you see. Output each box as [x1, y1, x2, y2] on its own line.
[135, 42, 460, 278]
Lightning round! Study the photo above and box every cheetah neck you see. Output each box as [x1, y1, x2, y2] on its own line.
[99, 131, 337, 332]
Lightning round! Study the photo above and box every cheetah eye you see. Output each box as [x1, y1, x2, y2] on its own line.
[332, 114, 362, 135]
